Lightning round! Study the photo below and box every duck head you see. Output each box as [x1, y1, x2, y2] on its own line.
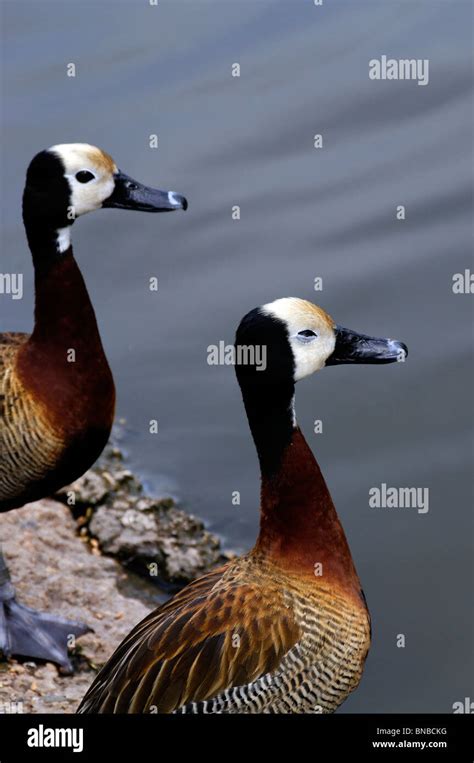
[22, 143, 187, 254]
[235, 297, 407, 476]
[235, 297, 407, 386]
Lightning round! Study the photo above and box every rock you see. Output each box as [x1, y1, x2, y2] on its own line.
[55, 448, 140, 509]
[56, 441, 223, 586]
[0, 499, 165, 713]
[89, 495, 221, 584]
[0, 431, 229, 712]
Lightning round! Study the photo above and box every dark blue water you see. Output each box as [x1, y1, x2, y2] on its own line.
[1, 0, 472, 712]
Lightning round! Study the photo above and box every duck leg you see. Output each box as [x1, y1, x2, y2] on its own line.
[0, 549, 91, 674]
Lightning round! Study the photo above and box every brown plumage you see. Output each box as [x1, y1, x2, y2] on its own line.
[78, 463, 370, 714]
[85, 561, 300, 713]
[78, 298, 406, 713]
[0, 256, 115, 513]
[0, 143, 187, 670]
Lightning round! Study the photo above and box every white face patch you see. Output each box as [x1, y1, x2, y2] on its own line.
[49, 143, 117, 217]
[56, 227, 71, 254]
[261, 297, 337, 381]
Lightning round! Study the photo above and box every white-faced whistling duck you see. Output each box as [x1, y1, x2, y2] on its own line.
[0, 143, 187, 671]
[78, 297, 407, 712]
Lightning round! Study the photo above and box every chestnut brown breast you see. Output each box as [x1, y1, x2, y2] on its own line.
[77, 552, 370, 714]
[0, 254, 115, 512]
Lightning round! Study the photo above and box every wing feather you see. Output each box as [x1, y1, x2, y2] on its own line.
[78, 562, 300, 713]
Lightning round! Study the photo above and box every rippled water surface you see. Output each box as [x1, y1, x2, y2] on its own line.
[1, 0, 472, 712]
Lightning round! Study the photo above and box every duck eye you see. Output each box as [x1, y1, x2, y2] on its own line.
[75, 170, 95, 183]
[297, 329, 318, 343]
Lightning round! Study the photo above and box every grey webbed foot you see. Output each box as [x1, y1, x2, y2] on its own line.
[0, 554, 90, 674]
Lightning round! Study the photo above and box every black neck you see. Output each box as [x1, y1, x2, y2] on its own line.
[22, 186, 72, 272]
[25, 221, 66, 271]
[240, 381, 295, 477]
[21, 196, 97, 347]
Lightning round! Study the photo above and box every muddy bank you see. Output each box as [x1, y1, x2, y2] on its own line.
[0, 439, 230, 713]
[0, 499, 163, 713]
[56, 441, 225, 588]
